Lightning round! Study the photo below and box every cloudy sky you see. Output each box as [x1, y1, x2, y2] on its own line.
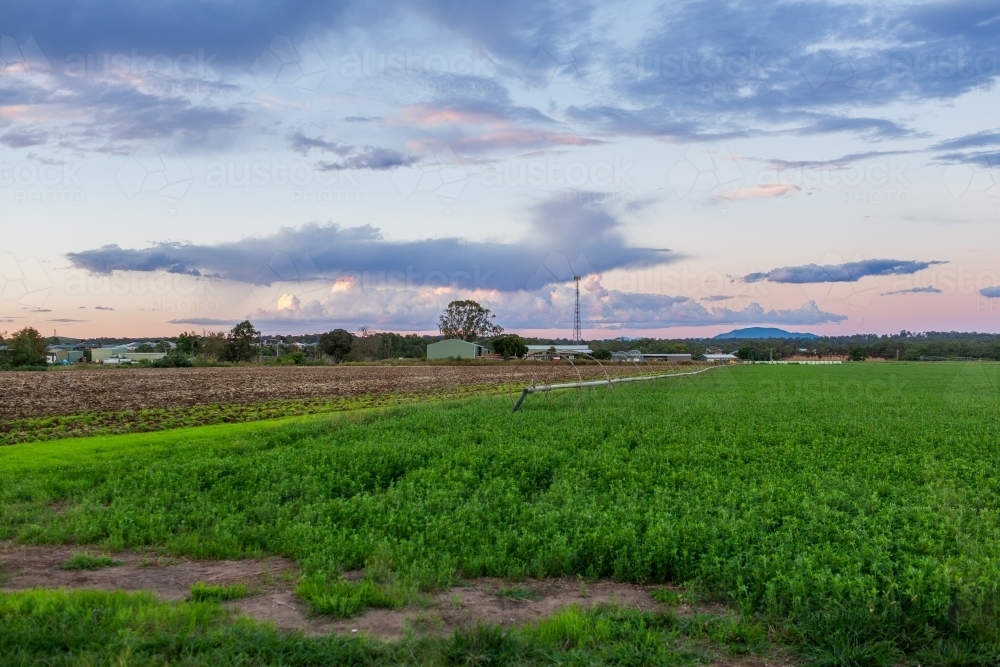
[1, 0, 999, 338]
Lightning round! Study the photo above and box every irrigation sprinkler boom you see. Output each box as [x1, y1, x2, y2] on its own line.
[511, 365, 721, 413]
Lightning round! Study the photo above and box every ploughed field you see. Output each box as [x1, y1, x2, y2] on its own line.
[1, 365, 552, 419]
[0, 364, 618, 444]
[2, 363, 999, 665]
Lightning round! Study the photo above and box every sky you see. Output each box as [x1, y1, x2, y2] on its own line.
[1, 0, 999, 339]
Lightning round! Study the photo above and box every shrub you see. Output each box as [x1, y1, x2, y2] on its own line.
[151, 353, 194, 368]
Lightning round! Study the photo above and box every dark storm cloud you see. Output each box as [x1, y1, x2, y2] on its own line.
[745, 259, 947, 284]
[66, 195, 674, 292]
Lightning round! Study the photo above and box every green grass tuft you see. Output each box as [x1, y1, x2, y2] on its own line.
[296, 578, 409, 618]
[58, 553, 122, 571]
[189, 583, 250, 602]
[651, 588, 683, 605]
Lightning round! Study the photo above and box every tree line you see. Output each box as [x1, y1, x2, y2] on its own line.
[6, 304, 1000, 370]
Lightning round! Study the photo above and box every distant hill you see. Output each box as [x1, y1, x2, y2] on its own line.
[714, 327, 819, 340]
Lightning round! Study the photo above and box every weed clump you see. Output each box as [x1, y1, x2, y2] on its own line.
[189, 583, 250, 602]
[59, 554, 121, 571]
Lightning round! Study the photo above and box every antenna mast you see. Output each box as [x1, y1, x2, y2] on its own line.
[572, 275, 582, 344]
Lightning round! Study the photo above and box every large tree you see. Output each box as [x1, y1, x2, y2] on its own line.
[175, 332, 201, 356]
[438, 300, 503, 342]
[491, 334, 527, 359]
[226, 320, 259, 362]
[319, 329, 353, 362]
[7, 327, 48, 367]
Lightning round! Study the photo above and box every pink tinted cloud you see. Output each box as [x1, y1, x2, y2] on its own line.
[409, 128, 600, 153]
[719, 183, 800, 200]
[399, 104, 600, 153]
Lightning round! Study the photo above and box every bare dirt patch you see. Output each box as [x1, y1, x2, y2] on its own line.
[0, 365, 619, 422]
[0, 366, 511, 421]
[0, 363, 639, 444]
[2, 542, 726, 643]
[0, 541, 296, 603]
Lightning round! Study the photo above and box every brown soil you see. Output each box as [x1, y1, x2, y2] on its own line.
[0, 541, 296, 604]
[0, 364, 617, 422]
[0, 542, 716, 642]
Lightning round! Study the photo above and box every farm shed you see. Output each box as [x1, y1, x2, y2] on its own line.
[124, 353, 167, 362]
[704, 353, 738, 362]
[525, 345, 593, 356]
[91, 347, 128, 362]
[427, 339, 485, 359]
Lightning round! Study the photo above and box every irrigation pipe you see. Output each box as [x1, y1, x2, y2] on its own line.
[511, 364, 726, 413]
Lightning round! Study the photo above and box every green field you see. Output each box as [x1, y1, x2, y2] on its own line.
[2, 363, 1000, 665]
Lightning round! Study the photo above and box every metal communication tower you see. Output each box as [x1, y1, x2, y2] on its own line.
[572, 275, 582, 344]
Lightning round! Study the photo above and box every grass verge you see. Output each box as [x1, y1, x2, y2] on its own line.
[0, 588, 771, 666]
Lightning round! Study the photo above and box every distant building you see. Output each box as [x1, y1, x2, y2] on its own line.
[123, 353, 167, 362]
[612, 350, 691, 362]
[46, 349, 84, 364]
[525, 345, 593, 357]
[427, 339, 486, 359]
[91, 347, 128, 362]
[704, 353, 738, 362]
